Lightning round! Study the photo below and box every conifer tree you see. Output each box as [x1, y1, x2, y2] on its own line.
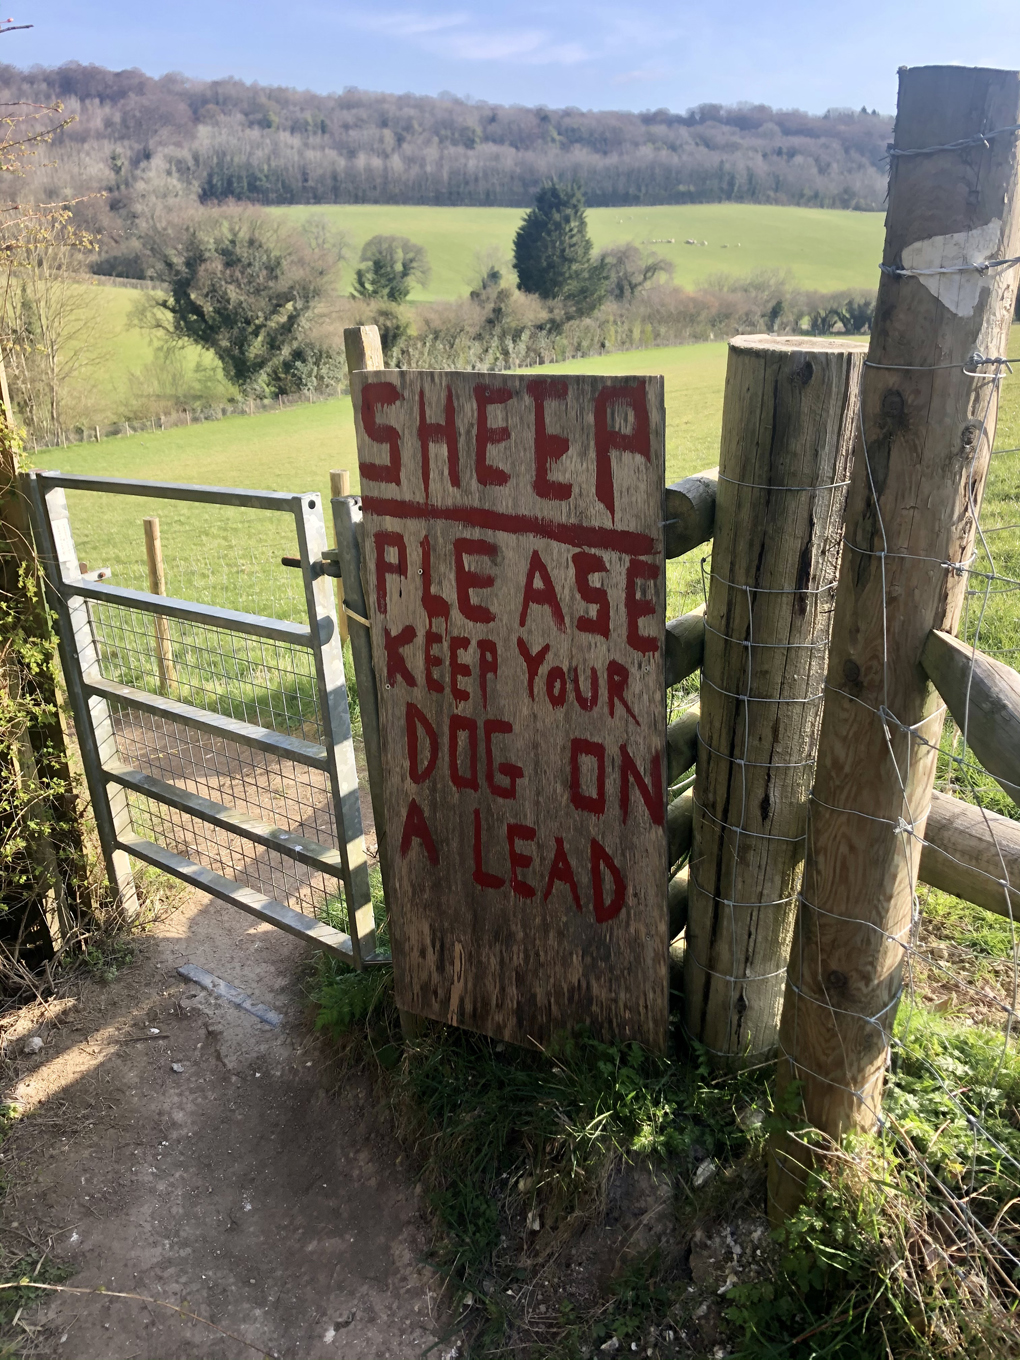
[513, 182, 605, 313]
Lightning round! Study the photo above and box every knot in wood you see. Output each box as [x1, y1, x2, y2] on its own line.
[795, 358, 814, 387]
[879, 388, 907, 429]
[959, 423, 980, 454]
[826, 970, 849, 990]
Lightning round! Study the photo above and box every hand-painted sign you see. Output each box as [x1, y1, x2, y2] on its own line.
[353, 370, 667, 1049]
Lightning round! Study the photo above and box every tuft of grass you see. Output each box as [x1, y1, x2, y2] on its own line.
[310, 960, 1020, 1359]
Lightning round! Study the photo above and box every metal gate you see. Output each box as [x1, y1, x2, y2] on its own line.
[25, 471, 385, 968]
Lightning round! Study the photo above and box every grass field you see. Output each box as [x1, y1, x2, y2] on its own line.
[36, 327, 1020, 645]
[272, 203, 886, 300]
[51, 283, 232, 434]
[64, 203, 885, 430]
[43, 339, 731, 605]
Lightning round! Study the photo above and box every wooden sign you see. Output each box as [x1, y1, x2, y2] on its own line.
[352, 369, 668, 1049]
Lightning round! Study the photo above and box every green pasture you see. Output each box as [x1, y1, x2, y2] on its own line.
[42, 340, 729, 612]
[272, 203, 885, 300]
[35, 328, 1020, 648]
[69, 204, 884, 429]
[57, 282, 232, 432]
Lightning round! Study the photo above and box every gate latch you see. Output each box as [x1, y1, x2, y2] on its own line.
[280, 551, 341, 579]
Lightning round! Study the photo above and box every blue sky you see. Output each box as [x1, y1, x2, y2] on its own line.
[8, 1, 1020, 115]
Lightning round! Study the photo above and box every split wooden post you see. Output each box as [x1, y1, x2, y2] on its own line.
[684, 335, 865, 1067]
[344, 325, 384, 378]
[329, 469, 351, 645]
[143, 516, 176, 695]
[771, 65, 1020, 1219]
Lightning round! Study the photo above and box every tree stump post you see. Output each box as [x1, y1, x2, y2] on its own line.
[684, 336, 865, 1066]
[770, 65, 1020, 1219]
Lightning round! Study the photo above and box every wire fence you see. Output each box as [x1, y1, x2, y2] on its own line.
[767, 343, 1020, 1321]
[33, 385, 346, 453]
[79, 541, 358, 930]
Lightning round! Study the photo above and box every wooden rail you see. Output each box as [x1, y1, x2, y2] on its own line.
[664, 605, 705, 688]
[921, 629, 1020, 804]
[662, 483, 1020, 934]
[921, 791, 1020, 919]
[664, 469, 717, 559]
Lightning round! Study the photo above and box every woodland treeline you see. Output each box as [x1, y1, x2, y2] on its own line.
[7, 62, 892, 217]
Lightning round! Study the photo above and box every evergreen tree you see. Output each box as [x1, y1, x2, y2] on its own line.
[513, 182, 605, 312]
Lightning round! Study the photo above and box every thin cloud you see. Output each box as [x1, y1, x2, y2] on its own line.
[435, 27, 592, 63]
[352, 9, 470, 37]
[346, 5, 596, 66]
[612, 65, 670, 84]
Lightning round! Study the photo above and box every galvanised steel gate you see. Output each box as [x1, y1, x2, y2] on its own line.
[25, 471, 385, 968]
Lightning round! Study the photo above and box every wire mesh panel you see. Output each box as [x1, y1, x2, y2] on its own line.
[91, 601, 324, 742]
[111, 706, 341, 923]
[25, 472, 379, 965]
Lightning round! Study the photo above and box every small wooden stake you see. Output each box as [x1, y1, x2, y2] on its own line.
[143, 516, 176, 694]
[684, 335, 864, 1068]
[771, 64, 1020, 1220]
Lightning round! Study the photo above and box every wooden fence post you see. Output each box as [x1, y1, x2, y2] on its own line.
[344, 325, 384, 378]
[337, 323, 423, 1033]
[683, 335, 865, 1066]
[330, 469, 351, 645]
[771, 65, 1020, 1218]
[143, 516, 176, 695]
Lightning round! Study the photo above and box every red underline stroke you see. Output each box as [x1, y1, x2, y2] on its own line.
[361, 497, 658, 556]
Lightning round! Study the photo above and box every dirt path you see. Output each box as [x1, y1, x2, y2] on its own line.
[1, 890, 440, 1359]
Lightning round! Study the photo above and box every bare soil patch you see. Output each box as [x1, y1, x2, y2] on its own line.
[1, 889, 436, 1359]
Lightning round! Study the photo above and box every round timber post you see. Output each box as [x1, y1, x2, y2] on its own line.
[683, 335, 865, 1066]
[770, 64, 1020, 1219]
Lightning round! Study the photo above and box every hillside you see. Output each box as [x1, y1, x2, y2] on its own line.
[5, 61, 893, 226]
[272, 203, 885, 300]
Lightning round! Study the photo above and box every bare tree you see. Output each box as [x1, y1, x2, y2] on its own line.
[4, 222, 104, 443]
[598, 243, 674, 301]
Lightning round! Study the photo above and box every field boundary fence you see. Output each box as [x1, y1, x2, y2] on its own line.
[34, 385, 346, 454]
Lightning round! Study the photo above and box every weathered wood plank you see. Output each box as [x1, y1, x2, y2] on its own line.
[920, 790, 1020, 919]
[329, 470, 351, 645]
[352, 368, 668, 1049]
[772, 65, 1020, 1218]
[684, 335, 864, 1068]
[344, 325, 384, 377]
[664, 468, 717, 559]
[921, 629, 1020, 803]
